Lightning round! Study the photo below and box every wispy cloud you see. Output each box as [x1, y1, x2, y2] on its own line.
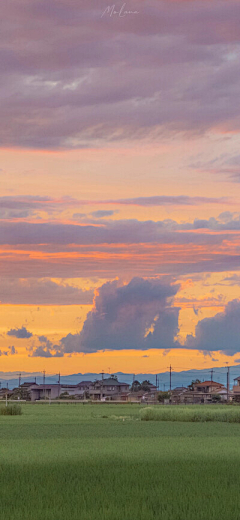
[0, 194, 231, 221]
[0, 278, 94, 305]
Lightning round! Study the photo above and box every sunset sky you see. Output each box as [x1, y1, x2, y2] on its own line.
[1, 0, 240, 376]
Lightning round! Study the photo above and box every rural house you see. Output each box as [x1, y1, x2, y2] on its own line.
[60, 381, 92, 397]
[192, 381, 225, 394]
[172, 381, 226, 404]
[188, 381, 225, 403]
[30, 384, 61, 401]
[233, 376, 240, 401]
[88, 376, 130, 400]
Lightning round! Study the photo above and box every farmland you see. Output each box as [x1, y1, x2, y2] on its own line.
[1, 404, 240, 520]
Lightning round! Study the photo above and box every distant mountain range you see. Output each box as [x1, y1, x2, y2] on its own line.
[1, 366, 240, 390]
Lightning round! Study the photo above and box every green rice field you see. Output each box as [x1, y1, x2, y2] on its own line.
[1, 403, 240, 520]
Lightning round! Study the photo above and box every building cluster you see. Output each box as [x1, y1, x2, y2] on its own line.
[0, 376, 157, 402]
[0, 375, 240, 403]
[171, 378, 240, 404]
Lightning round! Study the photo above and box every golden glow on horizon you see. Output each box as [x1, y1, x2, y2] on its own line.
[0, 346, 238, 375]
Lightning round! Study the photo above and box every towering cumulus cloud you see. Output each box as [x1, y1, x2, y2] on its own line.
[60, 278, 180, 353]
[186, 300, 240, 355]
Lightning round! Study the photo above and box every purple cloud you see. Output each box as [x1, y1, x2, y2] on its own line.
[8, 346, 17, 355]
[7, 326, 32, 339]
[186, 299, 240, 355]
[60, 277, 180, 353]
[28, 277, 240, 357]
[0, 278, 94, 305]
[91, 210, 118, 218]
[0, 218, 236, 246]
[1, 1, 240, 149]
[0, 194, 230, 220]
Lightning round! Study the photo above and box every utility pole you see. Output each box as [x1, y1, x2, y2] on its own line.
[18, 373, 21, 388]
[156, 374, 158, 389]
[43, 370, 46, 400]
[169, 365, 172, 392]
[100, 370, 104, 401]
[57, 372, 61, 384]
[210, 369, 214, 382]
[227, 367, 230, 402]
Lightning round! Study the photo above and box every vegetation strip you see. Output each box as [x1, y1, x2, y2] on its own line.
[140, 406, 240, 422]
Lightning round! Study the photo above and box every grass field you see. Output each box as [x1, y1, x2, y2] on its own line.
[1, 403, 240, 520]
[140, 404, 240, 422]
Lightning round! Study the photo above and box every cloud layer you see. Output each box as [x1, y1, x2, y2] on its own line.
[1, 0, 240, 148]
[0, 278, 94, 305]
[2, 213, 240, 279]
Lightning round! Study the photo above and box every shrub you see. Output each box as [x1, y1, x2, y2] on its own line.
[157, 391, 170, 402]
[212, 393, 221, 403]
[0, 404, 22, 416]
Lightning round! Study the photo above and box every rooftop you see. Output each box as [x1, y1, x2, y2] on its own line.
[76, 381, 92, 387]
[31, 384, 61, 390]
[194, 381, 224, 387]
[96, 378, 129, 386]
[61, 384, 79, 389]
